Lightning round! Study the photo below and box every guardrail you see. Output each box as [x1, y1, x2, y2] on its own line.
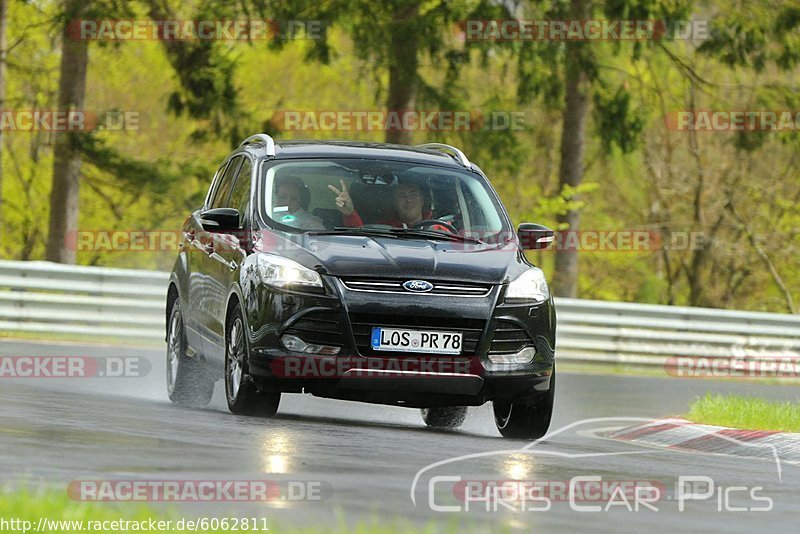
[0, 260, 167, 340]
[1, 260, 798, 369]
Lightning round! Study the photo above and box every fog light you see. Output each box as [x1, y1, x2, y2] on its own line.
[280, 334, 340, 355]
[488, 346, 536, 364]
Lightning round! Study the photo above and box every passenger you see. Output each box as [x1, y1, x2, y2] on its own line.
[272, 175, 325, 230]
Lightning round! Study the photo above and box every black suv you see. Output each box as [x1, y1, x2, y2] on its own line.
[166, 134, 557, 438]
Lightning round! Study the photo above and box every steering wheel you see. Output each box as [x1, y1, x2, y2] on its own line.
[411, 219, 458, 234]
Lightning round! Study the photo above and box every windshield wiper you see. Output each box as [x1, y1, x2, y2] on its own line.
[388, 228, 484, 244]
[308, 226, 485, 244]
[306, 227, 399, 238]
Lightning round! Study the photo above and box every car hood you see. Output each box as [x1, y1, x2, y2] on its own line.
[259, 234, 524, 285]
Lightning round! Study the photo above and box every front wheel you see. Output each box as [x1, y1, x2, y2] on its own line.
[225, 303, 280, 417]
[421, 406, 467, 429]
[166, 301, 215, 407]
[493, 370, 555, 439]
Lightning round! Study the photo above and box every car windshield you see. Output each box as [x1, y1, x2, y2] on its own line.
[259, 158, 509, 241]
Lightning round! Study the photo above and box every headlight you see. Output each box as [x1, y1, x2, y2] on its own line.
[257, 254, 322, 289]
[506, 267, 550, 303]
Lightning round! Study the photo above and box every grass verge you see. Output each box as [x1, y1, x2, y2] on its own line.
[0, 487, 491, 534]
[686, 393, 800, 432]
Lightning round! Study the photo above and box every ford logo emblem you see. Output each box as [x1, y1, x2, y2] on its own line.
[403, 280, 434, 293]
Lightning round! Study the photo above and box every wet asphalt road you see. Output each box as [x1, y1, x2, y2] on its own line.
[1, 339, 800, 532]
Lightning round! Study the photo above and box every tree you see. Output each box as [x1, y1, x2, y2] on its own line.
[384, 2, 420, 145]
[267, 0, 511, 145]
[45, 0, 89, 263]
[594, 0, 800, 310]
[684, 0, 799, 310]
[552, 0, 591, 298]
[517, 0, 692, 297]
[143, 0, 243, 145]
[0, 0, 7, 249]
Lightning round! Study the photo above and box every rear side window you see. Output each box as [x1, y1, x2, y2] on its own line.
[228, 158, 253, 227]
[210, 156, 243, 209]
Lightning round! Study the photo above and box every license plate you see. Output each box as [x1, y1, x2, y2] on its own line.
[370, 327, 463, 355]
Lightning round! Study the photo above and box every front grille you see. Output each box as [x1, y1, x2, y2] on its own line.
[341, 278, 492, 297]
[283, 310, 345, 347]
[348, 313, 486, 356]
[488, 320, 534, 355]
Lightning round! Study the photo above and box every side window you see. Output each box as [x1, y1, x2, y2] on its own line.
[210, 156, 243, 209]
[228, 158, 253, 228]
[205, 163, 228, 209]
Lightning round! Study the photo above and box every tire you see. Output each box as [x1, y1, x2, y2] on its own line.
[421, 406, 468, 429]
[493, 369, 555, 439]
[166, 300, 215, 407]
[225, 303, 280, 417]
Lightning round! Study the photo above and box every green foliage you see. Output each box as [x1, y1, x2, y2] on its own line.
[697, 2, 800, 71]
[79, 135, 184, 194]
[150, 0, 244, 145]
[268, 0, 514, 112]
[593, 84, 645, 153]
[634, 275, 670, 303]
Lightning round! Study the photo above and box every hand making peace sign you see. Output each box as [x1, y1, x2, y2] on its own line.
[327, 179, 354, 215]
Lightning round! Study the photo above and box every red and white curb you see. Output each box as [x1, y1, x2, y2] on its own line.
[602, 417, 800, 465]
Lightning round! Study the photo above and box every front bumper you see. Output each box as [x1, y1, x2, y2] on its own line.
[243, 276, 556, 407]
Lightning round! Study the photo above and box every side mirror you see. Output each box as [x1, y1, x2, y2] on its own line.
[518, 223, 555, 250]
[200, 207, 240, 233]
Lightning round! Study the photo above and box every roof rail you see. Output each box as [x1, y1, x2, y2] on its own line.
[415, 143, 471, 168]
[240, 134, 276, 157]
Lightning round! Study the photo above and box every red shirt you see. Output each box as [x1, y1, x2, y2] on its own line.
[342, 209, 452, 233]
[342, 209, 433, 229]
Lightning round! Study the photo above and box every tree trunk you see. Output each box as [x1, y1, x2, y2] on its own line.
[552, 0, 591, 297]
[0, 0, 8, 250]
[685, 81, 714, 307]
[46, 0, 89, 264]
[384, 3, 419, 145]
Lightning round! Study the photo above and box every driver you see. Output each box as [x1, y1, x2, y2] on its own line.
[329, 180, 449, 231]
